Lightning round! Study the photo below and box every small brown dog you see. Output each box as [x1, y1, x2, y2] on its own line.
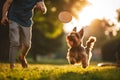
[66, 27, 96, 68]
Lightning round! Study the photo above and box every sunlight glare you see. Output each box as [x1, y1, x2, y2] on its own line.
[64, 0, 120, 33]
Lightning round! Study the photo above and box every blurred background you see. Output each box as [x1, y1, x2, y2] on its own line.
[0, 0, 120, 64]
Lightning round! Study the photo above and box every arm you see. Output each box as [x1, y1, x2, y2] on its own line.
[1, 0, 13, 26]
[36, 0, 47, 14]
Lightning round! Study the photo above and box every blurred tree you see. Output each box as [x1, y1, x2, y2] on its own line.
[101, 30, 120, 62]
[87, 19, 107, 47]
[30, 0, 88, 61]
[116, 8, 120, 22]
[101, 9, 120, 62]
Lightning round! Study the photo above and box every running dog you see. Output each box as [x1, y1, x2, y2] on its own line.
[66, 27, 96, 68]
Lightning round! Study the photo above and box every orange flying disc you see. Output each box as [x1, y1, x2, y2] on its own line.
[58, 11, 72, 23]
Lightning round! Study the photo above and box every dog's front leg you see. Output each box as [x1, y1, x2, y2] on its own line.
[81, 53, 88, 68]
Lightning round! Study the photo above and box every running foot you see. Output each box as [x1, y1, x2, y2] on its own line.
[10, 63, 15, 69]
[19, 55, 28, 68]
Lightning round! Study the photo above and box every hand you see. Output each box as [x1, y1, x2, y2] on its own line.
[1, 16, 8, 26]
[36, 1, 47, 14]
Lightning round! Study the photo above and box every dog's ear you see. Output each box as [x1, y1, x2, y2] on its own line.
[78, 28, 84, 37]
[72, 27, 77, 32]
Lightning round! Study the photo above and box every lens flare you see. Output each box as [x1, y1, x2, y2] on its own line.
[64, 0, 120, 33]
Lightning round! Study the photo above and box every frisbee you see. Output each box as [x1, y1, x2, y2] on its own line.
[58, 11, 72, 23]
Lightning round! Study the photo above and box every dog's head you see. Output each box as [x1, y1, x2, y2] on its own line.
[66, 27, 84, 47]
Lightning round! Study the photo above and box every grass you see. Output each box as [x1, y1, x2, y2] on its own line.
[0, 60, 120, 80]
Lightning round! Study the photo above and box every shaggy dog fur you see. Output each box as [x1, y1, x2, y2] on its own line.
[66, 27, 96, 68]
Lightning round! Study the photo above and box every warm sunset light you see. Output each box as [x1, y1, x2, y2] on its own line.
[64, 0, 120, 32]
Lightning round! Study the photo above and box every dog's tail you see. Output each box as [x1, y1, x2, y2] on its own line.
[86, 36, 96, 52]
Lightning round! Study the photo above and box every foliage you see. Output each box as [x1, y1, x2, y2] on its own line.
[87, 18, 120, 62]
[86, 19, 107, 47]
[86, 10, 120, 62]
[101, 30, 120, 62]
[100, 8, 120, 62]
[116, 8, 120, 22]
[0, 63, 120, 80]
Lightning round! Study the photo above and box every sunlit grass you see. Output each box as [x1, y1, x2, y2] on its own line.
[0, 62, 120, 80]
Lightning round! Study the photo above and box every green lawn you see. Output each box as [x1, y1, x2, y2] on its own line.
[0, 61, 120, 80]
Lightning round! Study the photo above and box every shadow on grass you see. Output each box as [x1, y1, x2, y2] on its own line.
[57, 68, 120, 80]
[29, 58, 68, 65]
